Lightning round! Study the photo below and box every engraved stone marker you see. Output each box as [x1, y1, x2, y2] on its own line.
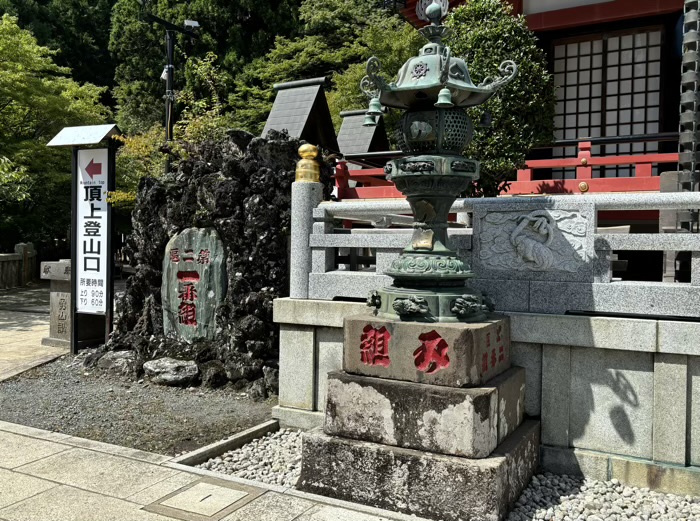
[161, 228, 226, 341]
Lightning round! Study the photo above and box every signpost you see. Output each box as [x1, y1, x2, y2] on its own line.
[48, 124, 120, 354]
[77, 148, 109, 315]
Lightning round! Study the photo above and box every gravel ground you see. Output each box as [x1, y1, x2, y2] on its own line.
[199, 433, 700, 520]
[508, 473, 700, 521]
[0, 355, 274, 456]
[197, 428, 302, 487]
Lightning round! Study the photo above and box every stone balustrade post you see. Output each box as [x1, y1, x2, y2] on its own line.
[289, 145, 324, 299]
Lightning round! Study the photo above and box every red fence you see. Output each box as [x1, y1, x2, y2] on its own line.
[336, 140, 679, 200]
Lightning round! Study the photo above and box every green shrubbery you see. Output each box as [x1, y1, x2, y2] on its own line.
[446, 0, 555, 196]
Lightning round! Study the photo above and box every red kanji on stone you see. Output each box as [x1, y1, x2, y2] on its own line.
[498, 345, 505, 363]
[482, 352, 489, 373]
[486, 332, 491, 348]
[496, 325, 502, 343]
[490, 348, 497, 368]
[360, 325, 391, 367]
[197, 249, 211, 264]
[414, 331, 450, 375]
[178, 282, 197, 302]
[169, 248, 180, 263]
[178, 302, 197, 326]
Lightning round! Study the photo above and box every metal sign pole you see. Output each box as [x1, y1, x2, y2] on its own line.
[105, 140, 116, 344]
[70, 146, 79, 355]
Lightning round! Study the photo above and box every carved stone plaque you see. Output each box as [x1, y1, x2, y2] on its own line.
[161, 228, 227, 341]
[479, 209, 590, 273]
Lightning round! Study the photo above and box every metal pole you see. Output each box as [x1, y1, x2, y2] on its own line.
[105, 140, 117, 345]
[70, 147, 79, 355]
[165, 30, 175, 175]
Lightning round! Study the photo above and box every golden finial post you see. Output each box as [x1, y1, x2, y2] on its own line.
[295, 144, 321, 183]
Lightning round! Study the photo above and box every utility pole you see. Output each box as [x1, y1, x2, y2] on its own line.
[165, 30, 175, 175]
[137, 1, 199, 174]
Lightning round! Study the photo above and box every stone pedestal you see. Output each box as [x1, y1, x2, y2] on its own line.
[40, 260, 105, 349]
[41, 260, 72, 348]
[299, 422, 540, 521]
[298, 313, 538, 521]
[344, 314, 511, 387]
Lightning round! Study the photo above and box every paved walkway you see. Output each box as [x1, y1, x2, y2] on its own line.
[0, 420, 419, 521]
[0, 284, 66, 381]
[0, 284, 420, 521]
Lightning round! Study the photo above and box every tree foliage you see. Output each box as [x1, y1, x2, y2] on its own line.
[0, 0, 116, 88]
[228, 0, 417, 135]
[0, 14, 110, 250]
[109, 0, 300, 133]
[445, 0, 555, 196]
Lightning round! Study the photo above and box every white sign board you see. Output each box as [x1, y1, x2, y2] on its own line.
[76, 149, 109, 314]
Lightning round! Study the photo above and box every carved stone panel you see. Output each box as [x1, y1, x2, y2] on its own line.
[161, 228, 227, 342]
[472, 203, 599, 282]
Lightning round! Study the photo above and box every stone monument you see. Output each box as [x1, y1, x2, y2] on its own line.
[297, 3, 539, 520]
[161, 227, 227, 342]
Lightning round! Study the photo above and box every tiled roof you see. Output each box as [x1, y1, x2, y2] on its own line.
[262, 78, 339, 152]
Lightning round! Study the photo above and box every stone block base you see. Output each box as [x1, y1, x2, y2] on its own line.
[324, 368, 525, 458]
[298, 420, 540, 521]
[41, 337, 70, 348]
[344, 314, 510, 387]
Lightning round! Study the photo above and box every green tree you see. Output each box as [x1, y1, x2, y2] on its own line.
[228, 0, 416, 135]
[109, 0, 301, 133]
[0, 14, 110, 250]
[0, 0, 116, 88]
[445, 0, 555, 196]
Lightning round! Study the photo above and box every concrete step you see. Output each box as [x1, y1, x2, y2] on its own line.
[323, 367, 525, 458]
[299, 419, 541, 521]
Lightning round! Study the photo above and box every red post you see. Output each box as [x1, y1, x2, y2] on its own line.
[335, 161, 350, 190]
[576, 141, 592, 180]
[517, 168, 533, 182]
[635, 163, 653, 177]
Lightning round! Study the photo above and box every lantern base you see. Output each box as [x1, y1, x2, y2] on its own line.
[370, 284, 492, 323]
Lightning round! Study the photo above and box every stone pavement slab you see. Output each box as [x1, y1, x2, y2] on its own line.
[0, 431, 68, 469]
[15, 448, 177, 498]
[0, 310, 65, 382]
[0, 420, 432, 521]
[0, 468, 56, 509]
[220, 491, 315, 521]
[0, 485, 175, 521]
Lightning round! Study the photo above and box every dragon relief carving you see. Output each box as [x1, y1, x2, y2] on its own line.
[479, 210, 590, 272]
[392, 295, 430, 317]
[451, 293, 495, 318]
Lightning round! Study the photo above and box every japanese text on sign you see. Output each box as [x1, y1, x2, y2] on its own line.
[76, 149, 108, 314]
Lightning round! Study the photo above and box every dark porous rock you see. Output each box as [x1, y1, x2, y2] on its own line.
[263, 366, 279, 395]
[247, 378, 267, 402]
[78, 346, 108, 368]
[298, 421, 541, 521]
[232, 378, 249, 391]
[143, 357, 199, 387]
[108, 131, 333, 380]
[96, 350, 138, 376]
[200, 360, 228, 388]
[224, 354, 264, 383]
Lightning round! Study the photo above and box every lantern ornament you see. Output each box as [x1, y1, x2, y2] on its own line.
[362, 0, 518, 323]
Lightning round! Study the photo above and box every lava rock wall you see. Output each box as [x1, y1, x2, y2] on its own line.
[107, 130, 333, 398]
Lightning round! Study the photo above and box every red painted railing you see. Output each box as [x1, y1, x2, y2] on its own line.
[336, 139, 680, 200]
[512, 141, 678, 195]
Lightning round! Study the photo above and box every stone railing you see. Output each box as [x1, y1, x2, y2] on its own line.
[0, 243, 36, 289]
[306, 192, 700, 318]
[277, 191, 700, 490]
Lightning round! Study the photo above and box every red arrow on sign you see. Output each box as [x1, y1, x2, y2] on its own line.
[85, 159, 102, 179]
